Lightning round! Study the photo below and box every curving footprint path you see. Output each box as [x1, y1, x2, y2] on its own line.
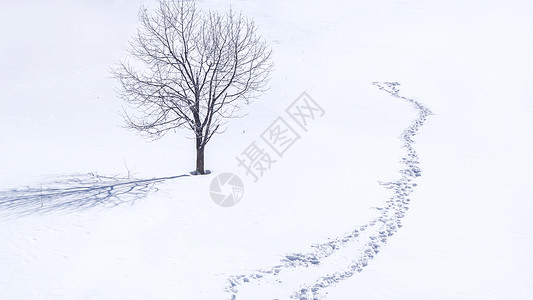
[225, 82, 433, 299]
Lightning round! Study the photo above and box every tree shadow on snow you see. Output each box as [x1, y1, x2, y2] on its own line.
[0, 173, 188, 217]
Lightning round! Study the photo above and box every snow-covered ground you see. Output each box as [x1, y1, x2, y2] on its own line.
[1, 0, 532, 299]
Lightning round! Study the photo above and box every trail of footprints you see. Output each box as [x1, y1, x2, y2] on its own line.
[226, 82, 432, 299]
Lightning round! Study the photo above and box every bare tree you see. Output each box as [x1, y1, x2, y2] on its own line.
[112, 0, 273, 174]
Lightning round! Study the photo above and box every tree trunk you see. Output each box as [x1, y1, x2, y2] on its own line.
[196, 145, 205, 175]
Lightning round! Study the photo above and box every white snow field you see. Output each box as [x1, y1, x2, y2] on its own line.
[1, 0, 532, 299]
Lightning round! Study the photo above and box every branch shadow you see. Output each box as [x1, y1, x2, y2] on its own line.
[0, 173, 188, 217]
